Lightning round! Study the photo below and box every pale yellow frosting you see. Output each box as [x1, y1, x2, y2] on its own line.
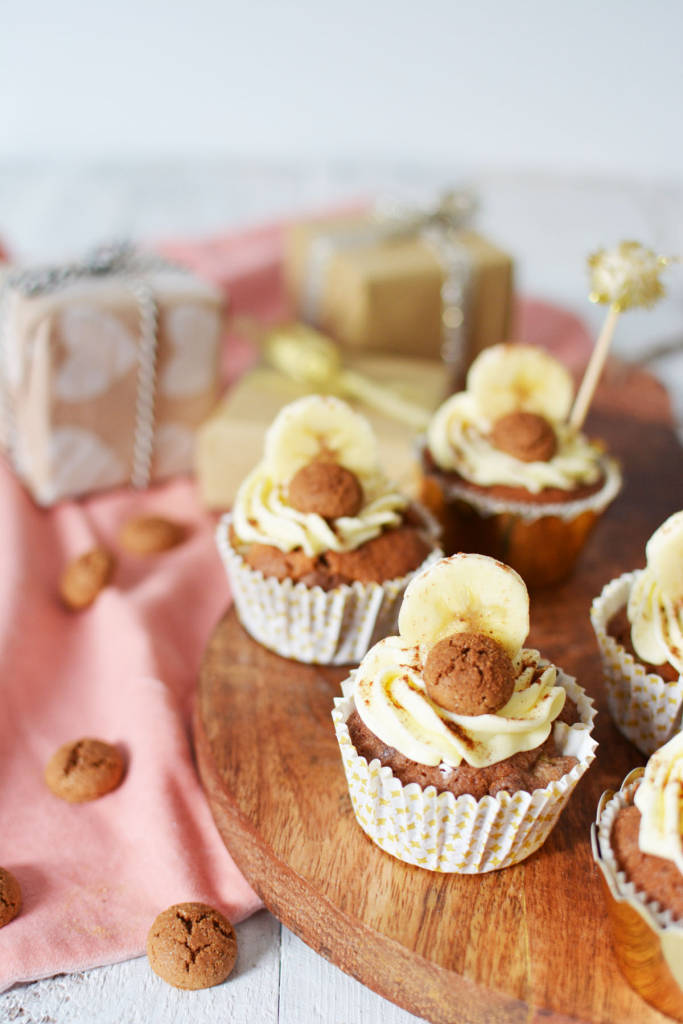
[350, 636, 567, 769]
[232, 464, 407, 557]
[427, 392, 603, 494]
[634, 731, 683, 872]
[627, 572, 683, 677]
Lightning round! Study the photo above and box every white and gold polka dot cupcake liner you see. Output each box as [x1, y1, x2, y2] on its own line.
[332, 671, 596, 872]
[591, 573, 683, 756]
[216, 514, 441, 665]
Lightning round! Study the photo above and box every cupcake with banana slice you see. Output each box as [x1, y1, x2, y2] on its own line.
[591, 511, 683, 756]
[332, 552, 597, 871]
[217, 395, 440, 664]
[592, 732, 683, 1019]
[420, 343, 622, 586]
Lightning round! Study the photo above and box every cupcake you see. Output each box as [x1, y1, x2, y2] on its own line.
[419, 343, 622, 587]
[592, 732, 683, 1020]
[591, 510, 683, 756]
[332, 552, 597, 872]
[217, 394, 441, 664]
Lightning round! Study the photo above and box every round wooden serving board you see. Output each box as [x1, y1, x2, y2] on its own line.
[195, 367, 683, 1024]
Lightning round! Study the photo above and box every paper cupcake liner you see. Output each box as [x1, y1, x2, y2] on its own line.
[431, 452, 622, 523]
[332, 669, 597, 872]
[216, 514, 442, 665]
[592, 772, 683, 993]
[591, 572, 683, 756]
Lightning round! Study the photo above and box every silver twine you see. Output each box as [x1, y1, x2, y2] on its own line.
[301, 190, 478, 371]
[0, 241, 169, 492]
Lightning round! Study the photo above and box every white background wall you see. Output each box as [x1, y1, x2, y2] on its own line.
[3, 0, 683, 179]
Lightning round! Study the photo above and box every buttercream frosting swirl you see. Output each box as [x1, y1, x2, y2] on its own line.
[232, 464, 408, 557]
[634, 731, 683, 872]
[627, 570, 683, 677]
[350, 635, 567, 768]
[427, 393, 603, 494]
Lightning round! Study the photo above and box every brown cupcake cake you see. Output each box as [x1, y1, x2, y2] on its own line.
[333, 553, 597, 872]
[420, 343, 621, 587]
[592, 732, 683, 1020]
[591, 510, 683, 755]
[217, 395, 440, 664]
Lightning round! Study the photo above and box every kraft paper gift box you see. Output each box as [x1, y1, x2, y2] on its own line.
[195, 351, 449, 509]
[284, 205, 514, 367]
[0, 245, 225, 505]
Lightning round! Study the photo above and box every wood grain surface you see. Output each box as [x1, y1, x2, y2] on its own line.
[195, 368, 683, 1024]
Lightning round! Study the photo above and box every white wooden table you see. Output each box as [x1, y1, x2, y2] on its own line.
[1, 162, 681, 1024]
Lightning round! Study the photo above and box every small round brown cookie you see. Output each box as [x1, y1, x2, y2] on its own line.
[288, 460, 363, 519]
[45, 738, 125, 803]
[119, 515, 186, 555]
[424, 632, 515, 715]
[0, 867, 22, 928]
[490, 411, 557, 463]
[147, 902, 237, 990]
[59, 547, 115, 611]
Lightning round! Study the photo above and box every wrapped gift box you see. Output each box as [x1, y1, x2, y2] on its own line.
[196, 351, 449, 508]
[0, 245, 225, 505]
[284, 210, 514, 365]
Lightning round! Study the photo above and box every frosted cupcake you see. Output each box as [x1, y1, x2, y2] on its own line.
[420, 343, 622, 586]
[333, 552, 597, 871]
[591, 510, 683, 756]
[217, 395, 440, 664]
[592, 732, 683, 1019]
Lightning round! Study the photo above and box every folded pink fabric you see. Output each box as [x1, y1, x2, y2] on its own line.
[0, 215, 593, 993]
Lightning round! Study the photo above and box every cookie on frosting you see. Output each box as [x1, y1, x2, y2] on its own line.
[424, 631, 515, 715]
[489, 410, 557, 463]
[288, 460, 363, 519]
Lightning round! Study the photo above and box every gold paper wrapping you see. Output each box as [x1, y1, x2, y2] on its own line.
[285, 215, 514, 363]
[195, 353, 449, 509]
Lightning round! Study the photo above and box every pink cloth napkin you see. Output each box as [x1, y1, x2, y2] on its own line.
[0, 474, 262, 991]
[0, 215, 594, 993]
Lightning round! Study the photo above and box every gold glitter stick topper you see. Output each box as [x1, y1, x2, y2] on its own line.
[569, 241, 672, 429]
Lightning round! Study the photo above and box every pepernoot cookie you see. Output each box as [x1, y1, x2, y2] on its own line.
[0, 867, 21, 928]
[59, 547, 115, 610]
[147, 902, 237, 990]
[119, 515, 186, 555]
[424, 631, 515, 715]
[45, 738, 125, 803]
[288, 460, 364, 519]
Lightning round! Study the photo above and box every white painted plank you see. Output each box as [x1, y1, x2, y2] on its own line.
[0, 910, 280, 1024]
[278, 926, 428, 1024]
